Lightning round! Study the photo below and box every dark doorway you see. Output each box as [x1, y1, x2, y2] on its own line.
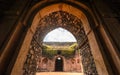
[55, 57, 63, 71]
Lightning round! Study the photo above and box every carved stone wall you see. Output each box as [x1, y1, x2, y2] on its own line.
[80, 42, 98, 75]
[34, 11, 83, 42]
[23, 11, 98, 75]
[23, 38, 42, 75]
[36, 54, 82, 72]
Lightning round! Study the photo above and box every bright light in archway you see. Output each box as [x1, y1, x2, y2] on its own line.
[43, 27, 77, 42]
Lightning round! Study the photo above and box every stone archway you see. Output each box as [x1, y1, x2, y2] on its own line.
[11, 2, 109, 75]
[23, 11, 97, 75]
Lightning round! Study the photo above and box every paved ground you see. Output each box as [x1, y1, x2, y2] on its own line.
[36, 72, 83, 75]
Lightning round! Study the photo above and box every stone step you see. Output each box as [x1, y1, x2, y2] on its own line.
[36, 72, 83, 75]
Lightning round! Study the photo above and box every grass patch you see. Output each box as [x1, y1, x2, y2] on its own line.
[42, 43, 77, 58]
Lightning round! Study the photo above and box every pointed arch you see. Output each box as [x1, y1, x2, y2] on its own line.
[11, 1, 109, 75]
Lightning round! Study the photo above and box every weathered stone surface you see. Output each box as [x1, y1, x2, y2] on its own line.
[23, 11, 98, 75]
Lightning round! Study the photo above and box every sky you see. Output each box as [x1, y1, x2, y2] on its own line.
[43, 27, 77, 42]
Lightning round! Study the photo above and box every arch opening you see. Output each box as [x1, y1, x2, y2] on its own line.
[55, 57, 63, 71]
[42, 27, 78, 59]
